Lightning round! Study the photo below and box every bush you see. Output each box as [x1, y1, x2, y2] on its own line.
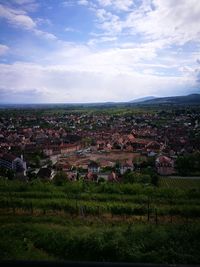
[53, 172, 68, 186]
[123, 172, 151, 184]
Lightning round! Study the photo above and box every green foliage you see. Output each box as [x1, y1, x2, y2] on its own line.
[0, 167, 15, 180]
[123, 172, 151, 184]
[53, 171, 68, 186]
[176, 152, 200, 176]
[151, 174, 159, 186]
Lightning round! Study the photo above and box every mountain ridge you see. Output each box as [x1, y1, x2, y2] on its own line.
[137, 93, 200, 105]
[0, 93, 200, 108]
[129, 96, 156, 103]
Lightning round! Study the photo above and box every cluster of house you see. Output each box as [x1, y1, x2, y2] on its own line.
[0, 151, 175, 181]
[1, 111, 199, 156]
[0, 109, 199, 180]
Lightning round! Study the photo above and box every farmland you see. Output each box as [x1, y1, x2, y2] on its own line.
[0, 177, 200, 263]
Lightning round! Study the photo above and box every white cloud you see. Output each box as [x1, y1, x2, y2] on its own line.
[0, 0, 199, 103]
[12, 0, 35, 4]
[11, 0, 39, 12]
[0, 44, 9, 56]
[62, 1, 75, 7]
[0, 61, 193, 103]
[98, 0, 134, 11]
[125, 0, 200, 45]
[93, 0, 200, 47]
[0, 4, 56, 40]
[78, 0, 89, 6]
[39, 42, 161, 74]
[95, 8, 122, 34]
[0, 40, 196, 103]
[65, 27, 77, 32]
[0, 4, 36, 29]
[88, 36, 117, 45]
[34, 29, 57, 40]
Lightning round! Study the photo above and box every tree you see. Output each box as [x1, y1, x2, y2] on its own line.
[34, 155, 41, 168]
[114, 161, 121, 174]
[0, 168, 15, 180]
[46, 159, 53, 168]
[81, 137, 92, 147]
[175, 155, 194, 176]
[53, 171, 68, 186]
[151, 174, 159, 187]
[123, 172, 151, 184]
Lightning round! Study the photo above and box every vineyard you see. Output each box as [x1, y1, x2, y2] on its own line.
[0, 177, 200, 263]
[159, 177, 200, 189]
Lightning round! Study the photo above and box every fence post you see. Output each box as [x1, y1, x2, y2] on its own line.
[30, 202, 33, 215]
[155, 208, 158, 225]
[147, 196, 150, 222]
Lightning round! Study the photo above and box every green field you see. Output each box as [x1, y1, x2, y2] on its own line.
[0, 177, 200, 263]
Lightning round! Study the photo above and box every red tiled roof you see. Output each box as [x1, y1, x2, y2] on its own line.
[156, 155, 172, 164]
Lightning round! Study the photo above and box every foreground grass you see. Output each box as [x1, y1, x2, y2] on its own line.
[0, 214, 200, 263]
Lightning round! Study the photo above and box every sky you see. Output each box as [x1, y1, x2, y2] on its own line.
[0, 0, 200, 103]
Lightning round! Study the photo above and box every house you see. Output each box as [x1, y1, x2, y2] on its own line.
[120, 162, 134, 175]
[67, 170, 78, 181]
[85, 172, 98, 182]
[60, 143, 81, 154]
[88, 161, 100, 174]
[155, 155, 175, 176]
[145, 141, 161, 152]
[147, 151, 157, 157]
[43, 148, 53, 156]
[127, 134, 135, 143]
[97, 142, 105, 151]
[0, 153, 27, 176]
[132, 139, 149, 152]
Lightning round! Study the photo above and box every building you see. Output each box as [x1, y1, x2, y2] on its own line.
[0, 153, 27, 176]
[145, 141, 161, 153]
[88, 161, 100, 174]
[60, 143, 81, 155]
[120, 162, 134, 175]
[155, 155, 175, 176]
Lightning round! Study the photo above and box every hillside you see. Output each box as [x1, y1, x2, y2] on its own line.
[138, 93, 200, 105]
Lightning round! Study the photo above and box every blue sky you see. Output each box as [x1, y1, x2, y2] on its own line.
[0, 0, 200, 103]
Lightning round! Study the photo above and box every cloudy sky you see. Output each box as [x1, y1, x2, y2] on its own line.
[0, 0, 200, 103]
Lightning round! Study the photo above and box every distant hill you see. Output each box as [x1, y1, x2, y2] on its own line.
[137, 93, 200, 105]
[1, 93, 200, 109]
[129, 96, 156, 103]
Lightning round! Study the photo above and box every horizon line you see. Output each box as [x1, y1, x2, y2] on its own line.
[0, 93, 199, 105]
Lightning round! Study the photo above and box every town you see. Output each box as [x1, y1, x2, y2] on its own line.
[1, 105, 200, 183]
[0, 105, 200, 263]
